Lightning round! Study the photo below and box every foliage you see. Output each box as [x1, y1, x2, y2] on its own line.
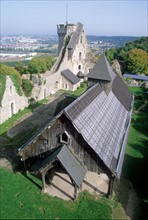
[1, 60, 29, 67]
[106, 36, 148, 61]
[15, 62, 29, 75]
[28, 56, 56, 74]
[105, 37, 148, 74]
[22, 79, 34, 97]
[125, 49, 148, 74]
[122, 87, 148, 218]
[0, 168, 112, 219]
[0, 74, 6, 106]
[105, 48, 117, 62]
[0, 64, 23, 96]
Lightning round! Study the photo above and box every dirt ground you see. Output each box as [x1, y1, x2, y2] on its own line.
[44, 167, 109, 201]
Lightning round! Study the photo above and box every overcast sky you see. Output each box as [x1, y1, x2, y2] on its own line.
[1, 0, 148, 36]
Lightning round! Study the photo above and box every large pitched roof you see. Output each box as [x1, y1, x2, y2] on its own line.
[87, 54, 116, 81]
[61, 69, 80, 85]
[64, 76, 133, 178]
[37, 145, 86, 188]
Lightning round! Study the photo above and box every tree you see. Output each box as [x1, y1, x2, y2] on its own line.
[27, 56, 56, 74]
[105, 48, 117, 62]
[22, 79, 34, 97]
[125, 49, 148, 74]
[15, 62, 29, 75]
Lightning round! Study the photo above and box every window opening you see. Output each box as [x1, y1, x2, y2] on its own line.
[60, 131, 70, 144]
[10, 86, 12, 94]
[10, 102, 14, 117]
[79, 52, 82, 60]
[78, 65, 81, 70]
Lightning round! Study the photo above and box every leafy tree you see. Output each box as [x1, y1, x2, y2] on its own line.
[28, 58, 46, 74]
[15, 62, 29, 75]
[27, 56, 56, 74]
[105, 48, 117, 62]
[125, 49, 148, 74]
[22, 79, 34, 97]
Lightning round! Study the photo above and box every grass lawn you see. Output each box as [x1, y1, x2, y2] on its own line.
[0, 99, 48, 136]
[121, 87, 148, 218]
[0, 85, 147, 219]
[0, 168, 111, 219]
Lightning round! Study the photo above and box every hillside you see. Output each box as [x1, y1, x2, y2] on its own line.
[87, 35, 139, 47]
[105, 37, 148, 74]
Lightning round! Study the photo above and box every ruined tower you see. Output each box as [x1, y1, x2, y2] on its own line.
[57, 23, 77, 55]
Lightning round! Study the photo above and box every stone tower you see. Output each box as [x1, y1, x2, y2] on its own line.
[57, 23, 76, 55]
[57, 24, 67, 55]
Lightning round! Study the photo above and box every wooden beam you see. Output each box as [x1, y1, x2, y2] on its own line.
[41, 173, 46, 193]
[107, 175, 115, 198]
[74, 184, 78, 200]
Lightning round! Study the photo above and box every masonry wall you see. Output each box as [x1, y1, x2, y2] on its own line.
[1, 22, 94, 123]
[0, 76, 28, 124]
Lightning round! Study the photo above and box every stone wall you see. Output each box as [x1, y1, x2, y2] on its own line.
[0, 76, 28, 124]
[0, 22, 94, 123]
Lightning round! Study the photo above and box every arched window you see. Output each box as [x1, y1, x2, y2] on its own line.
[78, 65, 81, 70]
[65, 83, 68, 89]
[79, 52, 82, 60]
[80, 36, 83, 43]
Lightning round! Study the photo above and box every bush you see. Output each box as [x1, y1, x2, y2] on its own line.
[22, 79, 34, 97]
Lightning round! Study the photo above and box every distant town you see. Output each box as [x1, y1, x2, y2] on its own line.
[0, 35, 139, 62]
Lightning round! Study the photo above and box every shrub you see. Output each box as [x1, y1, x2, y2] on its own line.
[22, 79, 34, 97]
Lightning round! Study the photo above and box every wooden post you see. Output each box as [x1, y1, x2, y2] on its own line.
[74, 184, 78, 200]
[107, 175, 115, 198]
[23, 160, 28, 175]
[41, 173, 46, 193]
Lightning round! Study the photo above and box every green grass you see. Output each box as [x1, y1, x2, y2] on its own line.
[71, 82, 87, 97]
[62, 82, 88, 98]
[0, 168, 111, 219]
[121, 86, 148, 218]
[0, 99, 48, 136]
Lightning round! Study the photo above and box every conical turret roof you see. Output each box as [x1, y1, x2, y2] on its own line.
[87, 54, 116, 81]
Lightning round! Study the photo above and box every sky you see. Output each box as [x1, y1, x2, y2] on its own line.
[1, 0, 148, 36]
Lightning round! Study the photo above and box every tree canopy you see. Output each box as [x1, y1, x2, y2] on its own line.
[125, 49, 148, 74]
[27, 56, 56, 74]
[105, 37, 148, 74]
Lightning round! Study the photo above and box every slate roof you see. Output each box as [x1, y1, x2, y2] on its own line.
[37, 145, 86, 188]
[87, 54, 116, 81]
[64, 76, 133, 178]
[61, 69, 80, 85]
[77, 71, 85, 78]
